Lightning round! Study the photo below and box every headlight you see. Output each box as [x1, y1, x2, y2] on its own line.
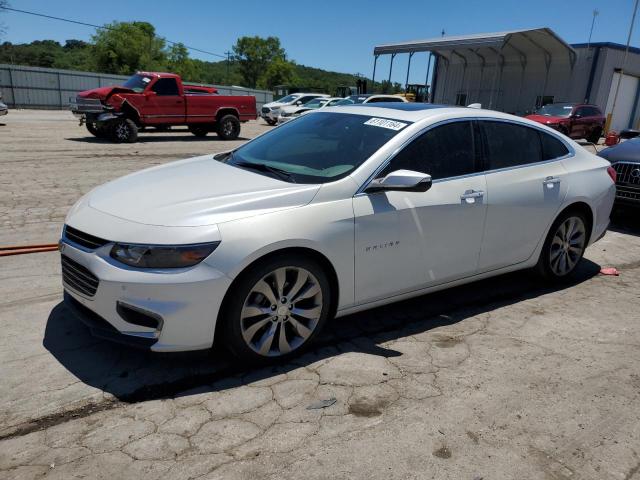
[110, 242, 220, 268]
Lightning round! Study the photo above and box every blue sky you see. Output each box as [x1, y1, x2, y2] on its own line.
[2, 0, 637, 85]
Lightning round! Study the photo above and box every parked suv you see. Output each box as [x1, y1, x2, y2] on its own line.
[526, 103, 605, 144]
[261, 93, 330, 125]
[598, 138, 640, 207]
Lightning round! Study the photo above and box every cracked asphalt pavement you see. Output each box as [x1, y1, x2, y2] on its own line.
[1, 110, 640, 479]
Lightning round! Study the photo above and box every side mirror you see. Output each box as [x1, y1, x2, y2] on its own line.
[365, 169, 432, 193]
[144, 90, 157, 97]
[295, 101, 302, 106]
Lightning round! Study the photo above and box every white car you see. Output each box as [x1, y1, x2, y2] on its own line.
[277, 97, 344, 124]
[61, 104, 615, 362]
[260, 93, 330, 125]
[335, 94, 408, 105]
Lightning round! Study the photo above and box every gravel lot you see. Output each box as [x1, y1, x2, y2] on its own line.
[1, 110, 639, 479]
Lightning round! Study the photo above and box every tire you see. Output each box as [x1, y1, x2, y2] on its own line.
[535, 210, 588, 281]
[86, 122, 107, 138]
[221, 254, 332, 363]
[587, 127, 602, 145]
[189, 125, 209, 137]
[265, 118, 277, 126]
[110, 118, 138, 143]
[217, 114, 241, 140]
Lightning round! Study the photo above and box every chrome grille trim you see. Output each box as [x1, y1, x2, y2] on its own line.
[61, 255, 99, 297]
[613, 162, 640, 186]
[63, 225, 109, 250]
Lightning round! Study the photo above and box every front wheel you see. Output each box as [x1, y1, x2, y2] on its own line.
[86, 122, 107, 138]
[221, 255, 332, 363]
[110, 118, 138, 143]
[587, 127, 602, 145]
[535, 212, 588, 281]
[217, 114, 240, 140]
[265, 118, 277, 126]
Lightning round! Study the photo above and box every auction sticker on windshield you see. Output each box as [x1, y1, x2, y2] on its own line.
[364, 118, 408, 131]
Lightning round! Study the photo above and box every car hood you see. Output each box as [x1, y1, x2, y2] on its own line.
[263, 101, 290, 109]
[78, 86, 134, 100]
[85, 155, 321, 227]
[598, 139, 640, 163]
[525, 114, 567, 124]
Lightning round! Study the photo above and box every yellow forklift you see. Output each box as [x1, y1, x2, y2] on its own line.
[399, 84, 429, 102]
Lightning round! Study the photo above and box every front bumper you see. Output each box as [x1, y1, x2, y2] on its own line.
[0, 103, 7, 116]
[60, 239, 232, 352]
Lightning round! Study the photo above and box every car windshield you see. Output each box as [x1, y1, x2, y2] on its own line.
[535, 104, 573, 117]
[122, 74, 153, 93]
[277, 94, 299, 104]
[222, 112, 410, 184]
[335, 95, 369, 105]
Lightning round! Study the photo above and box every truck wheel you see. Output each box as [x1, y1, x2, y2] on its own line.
[110, 118, 138, 143]
[86, 122, 107, 138]
[189, 125, 209, 137]
[217, 114, 240, 140]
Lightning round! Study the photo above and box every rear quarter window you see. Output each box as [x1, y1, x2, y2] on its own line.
[540, 132, 569, 160]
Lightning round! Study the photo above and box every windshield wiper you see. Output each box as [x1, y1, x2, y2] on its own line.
[233, 160, 297, 183]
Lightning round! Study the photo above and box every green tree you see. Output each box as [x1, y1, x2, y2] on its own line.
[167, 42, 197, 81]
[259, 57, 296, 90]
[92, 21, 166, 75]
[232, 36, 286, 88]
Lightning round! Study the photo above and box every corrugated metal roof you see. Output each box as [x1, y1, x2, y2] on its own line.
[373, 27, 576, 63]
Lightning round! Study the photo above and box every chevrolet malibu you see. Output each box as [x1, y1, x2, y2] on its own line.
[60, 104, 616, 362]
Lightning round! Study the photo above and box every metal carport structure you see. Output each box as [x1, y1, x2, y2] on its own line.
[372, 28, 577, 113]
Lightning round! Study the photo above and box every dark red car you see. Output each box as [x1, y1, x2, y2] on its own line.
[526, 103, 605, 144]
[70, 72, 257, 143]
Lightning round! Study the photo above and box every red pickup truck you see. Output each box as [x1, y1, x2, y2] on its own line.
[70, 72, 257, 143]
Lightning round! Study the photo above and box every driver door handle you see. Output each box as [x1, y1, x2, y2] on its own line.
[460, 190, 484, 203]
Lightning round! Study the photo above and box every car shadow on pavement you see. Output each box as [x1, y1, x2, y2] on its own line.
[65, 135, 250, 144]
[43, 259, 601, 404]
[610, 207, 640, 237]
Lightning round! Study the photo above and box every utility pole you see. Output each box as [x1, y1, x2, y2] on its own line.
[224, 50, 232, 85]
[441, 29, 446, 37]
[605, 0, 639, 133]
[587, 9, 599, 49]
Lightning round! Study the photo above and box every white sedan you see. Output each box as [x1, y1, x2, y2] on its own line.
[277, 97, 344, 124]
[60, 103, 615, 362]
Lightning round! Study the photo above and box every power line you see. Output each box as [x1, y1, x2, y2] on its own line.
[1, 6, 227, 59]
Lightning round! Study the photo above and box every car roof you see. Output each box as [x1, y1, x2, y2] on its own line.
[321, 103, 559, 125]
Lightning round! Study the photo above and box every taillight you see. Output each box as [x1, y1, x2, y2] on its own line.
[607, 166, 617, 183]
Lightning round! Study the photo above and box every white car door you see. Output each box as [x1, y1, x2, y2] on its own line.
[353, 120, 487, 304]
[477, 120, 570, 271]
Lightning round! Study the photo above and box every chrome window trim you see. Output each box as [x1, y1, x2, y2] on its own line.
[355, 116, 576, 195]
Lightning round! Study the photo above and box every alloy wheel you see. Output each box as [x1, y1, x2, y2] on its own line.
[222, 119, 234, 137]
[114, 122, 130, 141]
[240, 267, 323, 357]
[549, 216, 586, 276]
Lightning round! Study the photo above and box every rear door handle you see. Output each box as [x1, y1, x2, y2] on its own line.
[544, 176, 561, 188]
[460, 190, 484, 203]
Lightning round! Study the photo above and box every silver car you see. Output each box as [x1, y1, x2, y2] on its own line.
[0, 93, 7, 116]
[61, 103, 615, 362]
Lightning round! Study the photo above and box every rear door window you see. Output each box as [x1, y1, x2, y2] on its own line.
[481, 121, 542, 170]
[381, 121, 476, 180]
[539, 131, 570, 160]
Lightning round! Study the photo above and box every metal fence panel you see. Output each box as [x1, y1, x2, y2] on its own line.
[0, 64, 273, 109]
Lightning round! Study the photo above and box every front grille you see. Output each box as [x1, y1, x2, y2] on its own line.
[64, 225, 109, 250]
[61, 255, 99, 297]
[616, 185, 640, 202]
[613, 162, 640, 186]
[261, 107, 270, 114]
[69, 96, 107, 113]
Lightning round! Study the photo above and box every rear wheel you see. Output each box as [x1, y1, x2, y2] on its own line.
[110, 118, 138, 143]
[217, 114, 240, 140]
[535, 211, 588, 281]
[189, 125, 209, 137]
[221, 255, 331, 363]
